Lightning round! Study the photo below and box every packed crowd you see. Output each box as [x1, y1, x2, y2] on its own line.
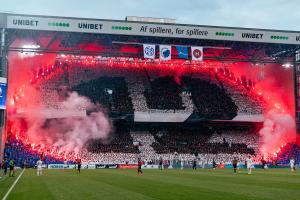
[181, 77, 238, 120]
[130, 131, 157, 162]
[87, 129, 139, 154]
[72, 77, 134, 114]
[3, 134, 64, 167]
[144, 76, 184, 110]
[151, 129, 255, 155]
[5, 62, 274, 167]
[213, 68, 265, 115]
[208, 129, 259, 152]
[276, 143, 300, 164]
[152, 130, 211, 154]
[79, 149, 138, 164]
[30, 63, 265, 120]
[127, 79, 149, 112]
[2, 125, 263, 166]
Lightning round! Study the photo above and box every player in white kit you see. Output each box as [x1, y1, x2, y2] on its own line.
[246, 156, 253, 175]
[37, 159, 43, 176]
[63, 159, 68, 170]
[290, 158, 295, 172]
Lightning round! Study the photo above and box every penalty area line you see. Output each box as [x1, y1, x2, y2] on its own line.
[2, 169, 25, 200]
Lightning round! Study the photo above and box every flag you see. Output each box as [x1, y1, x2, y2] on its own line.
[143, 44, 155, 59]
[191, 46, 203, 61]
[175, 46, 188, 59]
[159, 45, 171, 60]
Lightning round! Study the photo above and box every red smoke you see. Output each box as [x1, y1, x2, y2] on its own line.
[223, 62, 296, 159]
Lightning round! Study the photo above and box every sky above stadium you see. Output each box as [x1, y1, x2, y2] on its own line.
[0, 0, 299, 31]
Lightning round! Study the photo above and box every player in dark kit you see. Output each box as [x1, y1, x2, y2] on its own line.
[76, 158, 81, 173]
[232, 158, 238, 174]
[159, 157, 163, 170]
[261, 157, 267, 170]
[192, 159, 197, 170]
[9, 159, 15, 177]
[137, 158, 143, 175]
[2, 158, 8, 176]
[212, 159, 217, 169]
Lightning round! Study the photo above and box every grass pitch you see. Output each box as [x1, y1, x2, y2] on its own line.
[0, 168, 299, 200]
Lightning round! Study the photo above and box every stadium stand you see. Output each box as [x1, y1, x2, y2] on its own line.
[276, 143, 300, 164]
[151, 129, 255, 155]
[87, 128, 139, 154]
[72, 77, 134, 114]
[131, 131, 157, 162]
[5, 61, 273, 166]
[29, 62, 265, 121]
[213, 68, 265, 115]
[144, 76, 184, 110]
[208, 129, 260, 154]
[181, 76, 238, 119]
[3, 133, 65, 167]
[3, 125, 261, 166]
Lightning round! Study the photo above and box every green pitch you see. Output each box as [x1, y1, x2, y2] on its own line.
[0, 168, 299, 200]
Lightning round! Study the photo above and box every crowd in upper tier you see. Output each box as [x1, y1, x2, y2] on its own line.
[144, 76, 184, 110]
[32, 64, 264, 119]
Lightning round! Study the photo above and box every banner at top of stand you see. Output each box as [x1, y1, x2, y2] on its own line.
[5, 14, 300, 45]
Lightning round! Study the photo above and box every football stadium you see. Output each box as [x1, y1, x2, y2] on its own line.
[0, 13, 300, 199]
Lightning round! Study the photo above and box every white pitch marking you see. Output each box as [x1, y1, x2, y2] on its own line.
[2, 169, 25, 200]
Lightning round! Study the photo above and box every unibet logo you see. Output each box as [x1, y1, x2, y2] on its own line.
[13, 19, 38, 26]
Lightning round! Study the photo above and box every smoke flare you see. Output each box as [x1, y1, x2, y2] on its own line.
[24, 92, 111, 156]
[259, 110, 296, 158]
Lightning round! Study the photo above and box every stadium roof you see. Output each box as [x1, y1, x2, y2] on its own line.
[1, 12, 300, 45]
